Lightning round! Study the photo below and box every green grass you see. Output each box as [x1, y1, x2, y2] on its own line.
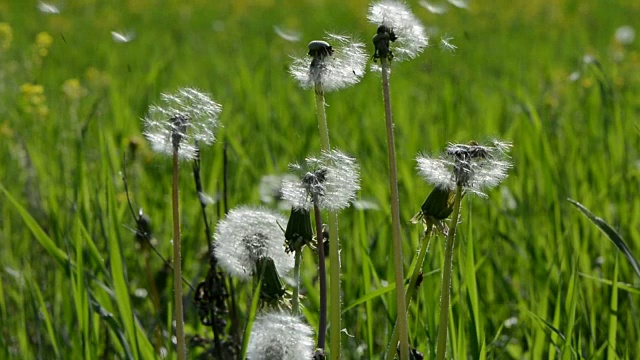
[1, 0, 640, 358]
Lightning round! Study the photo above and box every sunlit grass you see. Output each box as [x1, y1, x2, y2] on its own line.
[1, 0, 639, 358]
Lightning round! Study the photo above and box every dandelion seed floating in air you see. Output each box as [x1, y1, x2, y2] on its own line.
[37, 1, 60, 14]
[289, 33, 367, 92]
[111, 31, 136, 43]
[212, 206, 294, 280]
[246, 311, 314, 360]
[143, 87, 222, 160]
[282, 149, 360, 211]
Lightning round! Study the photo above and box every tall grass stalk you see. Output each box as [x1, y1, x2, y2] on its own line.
[386, 225, 433, 359]
[436, 185, 463, 360]
[379, 56, 409, 360]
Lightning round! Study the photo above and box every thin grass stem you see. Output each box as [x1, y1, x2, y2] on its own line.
[436, 185, 463, 360]
[386, 225, 433, 359]
[380, 56, 409, 360]
[171, 150, 186, 360]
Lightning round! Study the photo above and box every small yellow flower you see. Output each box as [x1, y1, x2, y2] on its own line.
[21, 83, 44, 97]
[0, 121, 14, 138]
[20, 83, 49, 117]
[62, 78, 87, 100]
[36, 32, 53, 57]
[0, 22, 12, 50]
[85, 67, 111, 89]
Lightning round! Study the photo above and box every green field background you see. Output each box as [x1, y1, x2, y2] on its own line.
[1, 0, 639, 358]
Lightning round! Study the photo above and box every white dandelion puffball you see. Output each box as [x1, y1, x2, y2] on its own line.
[143, 87, 221, 161]
[290, 33, 367, 92]
[246, 312, 314, 360]
[213, 207, 293, 280]
[368, 0, 428, 62]
[282, 149, 360, 211]
[416, 140, 512, 197]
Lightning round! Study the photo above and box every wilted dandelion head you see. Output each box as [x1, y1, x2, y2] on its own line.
[282, 149, 360, 211]
[213, 206, 293, 280]
[246, 312, 314, 360]
[290, 33, 367, 92]
[416, 140, 512, 197]
[143, 87, 221, 161]
[368, 0, 428, 63]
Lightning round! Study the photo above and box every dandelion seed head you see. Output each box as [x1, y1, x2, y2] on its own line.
[212, 207, 293, 280]
[290, 33, 367, 92]
[282, 149, 360, 211]
[143, 87, 221, 161]
[614, 25, 635, 45]
[246, 312, 314, 360]
[416, 140, 512, 197]
[368, 0, 428, 62]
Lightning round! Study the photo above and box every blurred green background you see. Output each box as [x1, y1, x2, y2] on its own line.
[1, 0, 639, 358]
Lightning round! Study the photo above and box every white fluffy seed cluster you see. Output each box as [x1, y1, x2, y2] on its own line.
[416, 140, 512, 197]
[246, 312, 314, 360]
[282, 149, 360, 211]
[290, 33, 367, 92]
[143, 87, 222, 160]
[212, 206, 293, 280]
[368, 0, 428, 62]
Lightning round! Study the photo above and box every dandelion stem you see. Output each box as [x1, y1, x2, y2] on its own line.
[380, 57, 409, 360]
[436, 185, 463, 360]
[314, 81, 341, 359]
[171, 150, 186, 360]
[292, 248, 302, 316]
[315, 84, 331, 151]
[386, 225, 433, 359]
[313, 201, 328, 351]
[327, 211, 340, 359]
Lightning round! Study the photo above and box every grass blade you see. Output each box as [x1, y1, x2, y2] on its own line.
[568, 198, 640, 278]
[0, 184, 69, 267]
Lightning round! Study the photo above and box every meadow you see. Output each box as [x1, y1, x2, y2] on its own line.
[1, 0, 639, 358]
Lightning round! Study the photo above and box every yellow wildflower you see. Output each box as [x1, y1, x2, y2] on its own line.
[20, 83, 49, 117]
[0, 121, 14, 138]
[0, 22, 12, 50]
[36, 32, 53, 57]
[62, 78, 87, 100]
[85, 67, 111, 89]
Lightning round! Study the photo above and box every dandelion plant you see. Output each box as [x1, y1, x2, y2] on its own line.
[282, 150, 360, 357]
[143, 88, 221, 359]
[368, 2, 427, 359]
[416, 140, 512, 360]
[290, 33, 366, 358]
